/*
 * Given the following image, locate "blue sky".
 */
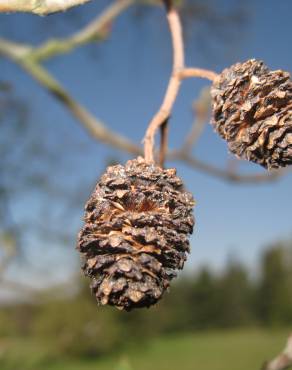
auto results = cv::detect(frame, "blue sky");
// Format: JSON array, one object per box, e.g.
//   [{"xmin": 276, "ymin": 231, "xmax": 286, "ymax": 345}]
[{"xmin": 0, "ymin": 0, "xmax": 291, "ymax": 288}]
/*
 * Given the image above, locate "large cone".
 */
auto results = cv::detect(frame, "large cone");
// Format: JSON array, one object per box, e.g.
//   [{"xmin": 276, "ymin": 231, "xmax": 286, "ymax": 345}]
[
  {"xmin": 211, "ymin": 59, "xmax": 292, "ymax": 169},
  {"xmin": 77, "ymin": 157, "xmax": 195, "ymax": 310}
]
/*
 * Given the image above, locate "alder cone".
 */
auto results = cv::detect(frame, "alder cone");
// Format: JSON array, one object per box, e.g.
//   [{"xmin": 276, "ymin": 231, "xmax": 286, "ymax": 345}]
[
  {"xmin": 77, "ymin": 157, "xmax": 195, "ymax": 310},
  {"xmin": 211, "ymin": 59, "xmax": 292, "ymax": 169}
]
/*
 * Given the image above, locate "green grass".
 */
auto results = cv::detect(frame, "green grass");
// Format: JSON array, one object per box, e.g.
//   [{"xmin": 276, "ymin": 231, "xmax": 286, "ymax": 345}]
[{"xmin": 0, "ymin": 328, "xmax": 289, "ymax": 370}]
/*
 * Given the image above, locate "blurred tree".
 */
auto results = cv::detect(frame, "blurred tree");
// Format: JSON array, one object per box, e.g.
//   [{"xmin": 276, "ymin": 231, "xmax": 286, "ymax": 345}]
[
  {"xmin": 257, "ymin": 244, "xmax": 292, "ymax": 326},
  {"xmin": 216, "ymin": 260, "xmax": 255, "ymax": 327},
  {"xmin": 32, "ymin": 296, "xmax": 124, "ymax": 357},
  {"xmin": 189, "ymin": 267, "xmax": 220, "ymax": 329}
]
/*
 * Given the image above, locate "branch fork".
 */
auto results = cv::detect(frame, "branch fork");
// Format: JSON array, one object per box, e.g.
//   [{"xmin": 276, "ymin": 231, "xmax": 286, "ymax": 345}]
[{"xmin": 143, "ymin": 0, "xmax": 218, "ymax": 166}]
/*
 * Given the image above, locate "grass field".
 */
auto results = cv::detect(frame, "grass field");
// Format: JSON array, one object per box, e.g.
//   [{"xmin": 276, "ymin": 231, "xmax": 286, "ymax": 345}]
[{"xmin": 0, "ymin": 328, "xmax": 289, "ymax": 370}]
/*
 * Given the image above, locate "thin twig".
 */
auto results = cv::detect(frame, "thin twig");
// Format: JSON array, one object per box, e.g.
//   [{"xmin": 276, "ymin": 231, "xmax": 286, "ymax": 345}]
[
  {"xmin": 22, "ymin": 60, "xmax": 142, "ymax": 155},
  {"xmin": 0, "ymin": 0, "xmax": 92, "ymax": 15},
  {"xmin": 159, "ymin": 121, "xmax": 169, "ymax": 167},
  {"xmin": 182, "ymin": 87, "xmax": 211, "ymax": 153},
  {"xmin": 180, "ymin": 67, "xmax": 218, "ymax": 81},
  {"xmin": 143, "ymin": 1, "xmax": 218, "ymax": 163},
  {"xmin": 30, "ymin": 0, "xmax": 134, "ymax": 62},
  {"xmin": 172, "ymin": 150, "xmax": 286, "ymax": 183},
  {"xmin": 144, "ymin": 0, "xmax": 184, "ymax": 163},
  {"xmin": 0, "ymin": 39, "xmax": 141, "ymax": 156}
]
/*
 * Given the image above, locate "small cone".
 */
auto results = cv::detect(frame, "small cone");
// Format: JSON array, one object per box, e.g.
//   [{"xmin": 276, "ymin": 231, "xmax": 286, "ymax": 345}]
[
  {"xmin": 77, "ymin": 157, "xmax": 195, "ymax": 310},
  {"xmin": 211, "ymin": 59, "xmax": 292, "ymax": 169}
]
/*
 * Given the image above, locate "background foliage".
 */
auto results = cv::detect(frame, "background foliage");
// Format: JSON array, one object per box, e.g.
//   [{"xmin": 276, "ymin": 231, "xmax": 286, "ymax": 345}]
[{"xmin": 0, "ymin": 240, "xmax": 291, "ymax": 369}]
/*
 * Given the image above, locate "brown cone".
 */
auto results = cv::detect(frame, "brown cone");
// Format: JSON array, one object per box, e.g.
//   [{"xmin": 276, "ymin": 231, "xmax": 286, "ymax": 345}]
[
  {"xmin": 77, "ymin": 157, "xmax": 195, "ymax": 311},
  {"xmin": 211, "ymin": 59, "xmax": 292, "ymax": 169}
]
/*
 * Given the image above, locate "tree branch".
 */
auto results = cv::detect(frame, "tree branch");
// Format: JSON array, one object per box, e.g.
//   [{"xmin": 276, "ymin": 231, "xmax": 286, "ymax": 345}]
[
  {"xmin": 22, "ymin": 61, "xmax": 141, "ymax": 155},
  {"xmin": 0, "ymin": 38, "xmax": 141, "ymax": 156},
  {"xmin": 171, "ymin": 151, "xmax": 286, "ymax": 183},
  {"xmin": 262, "ymin": 335, "xmax": 292, "ymax": 370},
  {"xmin": 0, "ymin": 0, "xmax": 93, "ymax": 15},
  {"xmin": 144, "ymin": 0, "xmax": 184, "ymax": 163},
  {"xmin": 29, "ymin": 0, "xmax": 134, "ymax": 62},
  {"xmin": 159, "ymin": 120, "xmax": 168, "ymax": 167},
  {"xmin": 180, "ymin": 67, "xmax": 218, "ymax": 81},
  {"xmin": 143, "ymin": 0, "xmax": 218, "ymax": 164},
  {"xmin": 182, "ymin": 87, "xmax": 211, "ymax": 154}
]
